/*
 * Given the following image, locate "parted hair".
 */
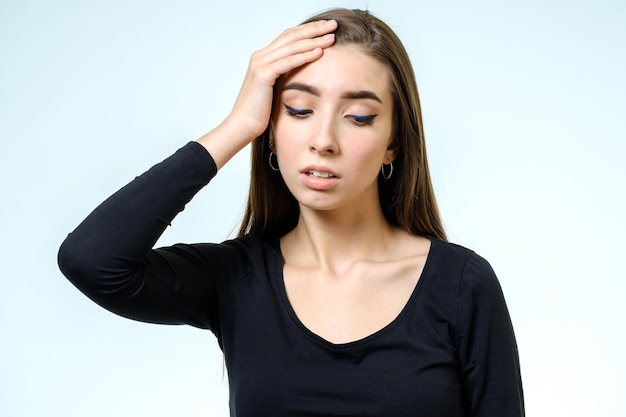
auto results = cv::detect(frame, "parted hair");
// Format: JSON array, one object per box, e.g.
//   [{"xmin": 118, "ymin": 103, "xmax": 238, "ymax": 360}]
[{"xmin": 238, "ymin": 8, "xmax": 447, "ymax": 241}]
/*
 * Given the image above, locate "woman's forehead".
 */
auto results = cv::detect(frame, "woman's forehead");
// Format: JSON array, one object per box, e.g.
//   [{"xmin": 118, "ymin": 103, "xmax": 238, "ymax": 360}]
[{"xmin": 278, "ymin": 46, "xmax": 391, "ymax": 101}]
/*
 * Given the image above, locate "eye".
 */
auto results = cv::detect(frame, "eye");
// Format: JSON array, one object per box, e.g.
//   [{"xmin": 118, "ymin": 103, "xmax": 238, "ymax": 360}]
[
  {"xmin": 347, "ymin": 114, "xmax": 378, "ymax": 126},
  {"xmin": 284, "ymin": 104, "xmax": 312, "ymax": 118}
]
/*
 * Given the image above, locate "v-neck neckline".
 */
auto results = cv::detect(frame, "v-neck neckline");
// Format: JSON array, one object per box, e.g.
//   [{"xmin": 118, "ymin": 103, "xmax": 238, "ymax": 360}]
[{"xmin": 270, "ymin": 237, "xmax": 437, "ymax": 350}]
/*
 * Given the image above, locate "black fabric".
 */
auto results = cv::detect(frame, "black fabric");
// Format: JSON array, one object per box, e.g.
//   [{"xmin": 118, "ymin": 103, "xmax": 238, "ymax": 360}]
[{"xmin": 58, "ymin": 141, "xmax": 524, "ymax": 417}]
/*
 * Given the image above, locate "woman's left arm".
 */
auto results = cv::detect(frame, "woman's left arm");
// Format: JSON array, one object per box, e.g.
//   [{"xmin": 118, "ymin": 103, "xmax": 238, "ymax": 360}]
[{"xmin": 456, "ymin": 253, "xmax": 525, "ymax": 417}]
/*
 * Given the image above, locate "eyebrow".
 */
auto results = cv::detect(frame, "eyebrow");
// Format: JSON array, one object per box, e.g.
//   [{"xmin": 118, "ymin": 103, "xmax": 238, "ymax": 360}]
[{"xmin": 282, "ymin": 82, "xmax": 383, "ymax": 103}]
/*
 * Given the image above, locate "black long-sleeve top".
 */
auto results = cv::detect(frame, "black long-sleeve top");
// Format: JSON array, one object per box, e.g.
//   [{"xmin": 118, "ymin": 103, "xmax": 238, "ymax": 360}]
[{"xmin": 58, "ymin": 141, "xmax": 524, "ymax": 416}]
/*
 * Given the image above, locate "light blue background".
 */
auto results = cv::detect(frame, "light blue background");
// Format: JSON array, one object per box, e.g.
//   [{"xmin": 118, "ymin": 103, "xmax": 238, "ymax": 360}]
[{"xmin": 1, "ymin": 0, "xmax": 624, "ymax": 416}]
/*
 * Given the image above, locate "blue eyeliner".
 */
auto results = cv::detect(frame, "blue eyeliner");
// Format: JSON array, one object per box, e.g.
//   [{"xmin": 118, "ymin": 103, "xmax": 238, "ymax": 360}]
[
  {"xmin": 284, "ymin": 104, "xmax": 311, "ymax": 117},
  {"xmin": 351, "ymin": 114, "xmax": 377, "ymax": 125},
  {"xmin": 284, "ymin": 103, "xmax": 377, "ymax": 125}
]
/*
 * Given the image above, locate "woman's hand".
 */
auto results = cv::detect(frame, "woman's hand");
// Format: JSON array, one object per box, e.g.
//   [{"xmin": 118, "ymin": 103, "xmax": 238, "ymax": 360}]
[
  {"xmin": 230, "ymin": 19, "xmax": 337, "ymax": 138},
  {"xmin": 197, "ymin": 19, "xmax": 337, "ymax": 168}
]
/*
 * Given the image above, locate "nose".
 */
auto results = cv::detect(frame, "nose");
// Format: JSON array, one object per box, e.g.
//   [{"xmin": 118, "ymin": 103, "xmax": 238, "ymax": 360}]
[{"xmin": 309, "ymin": 117, "xmax": 339, "ymax": 155}]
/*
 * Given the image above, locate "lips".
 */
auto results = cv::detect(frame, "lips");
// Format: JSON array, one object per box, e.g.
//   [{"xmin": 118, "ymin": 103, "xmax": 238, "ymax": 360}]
[
  {"xmin": 306, "ymin": 170, "xmax": 336, "ymax": 179},
  {"xmin": 300, "ymin": 166, "xmax": 340, "ymax": 190},
  {"xmin": 301, "ymin": 166, "xmax": 339, "ymax": 178}
]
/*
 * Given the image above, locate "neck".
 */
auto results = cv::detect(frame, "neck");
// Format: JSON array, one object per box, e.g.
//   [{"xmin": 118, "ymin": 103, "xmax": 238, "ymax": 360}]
[{"xmin": 282, "ymin": 202, "xmax": 399, "ymax": 273}]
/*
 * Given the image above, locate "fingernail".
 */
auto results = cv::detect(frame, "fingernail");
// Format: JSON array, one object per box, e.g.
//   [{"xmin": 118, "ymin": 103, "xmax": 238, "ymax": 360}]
[
  {"xmin": 325, "ymin": 19, "xmax": 336, "ymax": 26},
  {"xmin": 322, "ymin": 33, "xmax": 334, "ymax": 39}
]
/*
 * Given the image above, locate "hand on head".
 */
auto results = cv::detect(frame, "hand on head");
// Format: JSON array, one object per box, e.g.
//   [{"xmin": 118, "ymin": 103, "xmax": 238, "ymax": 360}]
[
  {"xmin": 197, "ymin": 20, "xmax": 337, "ymax": 168},
  {"xmin": 230, "ymin": 19, "xmax": 338, "ymax": 141}
]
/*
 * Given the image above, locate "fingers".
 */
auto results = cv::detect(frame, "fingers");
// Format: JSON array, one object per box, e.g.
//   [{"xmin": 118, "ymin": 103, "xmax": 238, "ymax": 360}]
[
  {"xmin": 269, "ymin": 19, "xmax": 337, "ymax": 52},
  {"xmin": 222, "ymin": 20, "xmax": 338, "ymax": 142},
  {"xmin": 261, "ymin": 34, "xmax": 335, "ymax": 79},
  {"xmin": 254, "ymin": 20, "xmax": 337, "ymax": 67}
]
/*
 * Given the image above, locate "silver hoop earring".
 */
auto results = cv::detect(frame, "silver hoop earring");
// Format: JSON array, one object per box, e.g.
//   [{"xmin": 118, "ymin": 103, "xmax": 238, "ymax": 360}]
[
  {"xmin": 269, "ymin": 151, "xmax": 280, "ymax": 172},
  {"xmin": 381, "ymin": 162, "xmax": 393, "ymax": 180}
]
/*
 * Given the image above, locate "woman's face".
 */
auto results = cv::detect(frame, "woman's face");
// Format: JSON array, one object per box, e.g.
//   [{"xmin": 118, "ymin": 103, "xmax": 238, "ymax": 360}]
[{"xmin": 272, "ymin": 45, "xmax": 395, "ymax": 213}]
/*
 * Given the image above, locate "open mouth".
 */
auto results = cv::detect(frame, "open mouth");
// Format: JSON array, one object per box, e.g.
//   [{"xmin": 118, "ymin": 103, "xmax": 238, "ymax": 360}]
[{"xmin": 306, "ymin": 170, "xmax": 336, "ymax": 179}]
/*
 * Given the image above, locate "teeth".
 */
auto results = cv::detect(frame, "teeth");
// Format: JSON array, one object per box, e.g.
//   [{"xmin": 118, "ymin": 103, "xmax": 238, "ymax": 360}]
[{"xmin": 308, "ymin": 170, "xmax": 335, "ymax": 178}]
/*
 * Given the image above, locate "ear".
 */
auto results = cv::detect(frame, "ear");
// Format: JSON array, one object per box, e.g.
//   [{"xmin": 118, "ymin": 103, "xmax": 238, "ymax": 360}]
[
  {"xmin": 268, "ymin": 121, "xmax": 276, "ymax": 151},
  {"xmin": 384, "ymin": 137, "xmax": 398, "ymax": 164}
]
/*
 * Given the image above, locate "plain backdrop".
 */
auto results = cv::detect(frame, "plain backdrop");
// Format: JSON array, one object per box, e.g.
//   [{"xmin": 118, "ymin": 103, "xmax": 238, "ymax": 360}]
[{"xmin": 1, "ymin": 0, "xmax": 624, "ymax": 416}]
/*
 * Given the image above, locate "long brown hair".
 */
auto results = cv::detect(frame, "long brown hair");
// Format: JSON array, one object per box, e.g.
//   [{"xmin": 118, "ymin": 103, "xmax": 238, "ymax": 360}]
[{"xmin": 238, "ymin": 8, "xmax": 447, "ymax": 241}]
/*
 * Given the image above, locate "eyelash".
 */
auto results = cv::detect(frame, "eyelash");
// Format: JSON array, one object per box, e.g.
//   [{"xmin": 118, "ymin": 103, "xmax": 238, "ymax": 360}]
[
  {"xmin": 284, "ymin": 105, "xmax": 312, "ymax": 118},
  {"xmin": 350, "ymin": 115, "xmax": 377, "ymax": 126},
  {"xmin": 283, "ymin": 104, "xmax": 378, "ymax": 126}
]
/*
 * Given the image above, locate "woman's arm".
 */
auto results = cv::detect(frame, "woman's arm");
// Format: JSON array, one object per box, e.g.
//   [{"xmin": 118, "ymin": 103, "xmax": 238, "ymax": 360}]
[
  {"xmin": 57, "ymin": 19, "xmax": 338, "ymax": 329},
  {"xmin": 57, "ymin": 142, "xmax": 224, "ymax": 329},
  {"xmin": 456, "ymin": 253, "xmax": 525, "ymax": 416},
  {"xmin": 196, "ymin": 19, "xmax": 337, "ymax": 168}
]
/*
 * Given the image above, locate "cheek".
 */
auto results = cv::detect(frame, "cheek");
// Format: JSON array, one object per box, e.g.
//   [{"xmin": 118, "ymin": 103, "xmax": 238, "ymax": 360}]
[
  {"xmin": 272, "ymin": 120, "xmax": 301, "ymax": 173},
  {"xmin": 356, "ymin": 128, "xmax": 394, "ymax": 162},
  {"xmin": 272, "ymin": 122, "xmax": 295, "ymax": 155},
  {"xmin": 272, "ymin": 112, "xmax": 294, "ymax": 145}
]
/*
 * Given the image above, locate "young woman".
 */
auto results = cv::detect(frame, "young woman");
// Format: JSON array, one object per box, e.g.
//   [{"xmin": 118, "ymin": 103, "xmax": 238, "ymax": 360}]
[{"xmin": 58, "ymin": 8, "xmax": 524, "ymax": 416}]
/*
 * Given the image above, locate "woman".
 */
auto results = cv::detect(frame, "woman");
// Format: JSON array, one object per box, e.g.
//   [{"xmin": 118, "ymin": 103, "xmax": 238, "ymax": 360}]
[{"xmin": 58, "ymin": 8, "xmax": 524, "ymax": 416}]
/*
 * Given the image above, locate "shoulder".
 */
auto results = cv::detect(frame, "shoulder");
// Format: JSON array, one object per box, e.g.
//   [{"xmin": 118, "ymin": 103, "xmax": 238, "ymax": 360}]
[
  {"xmin": 427, "ymin": 239, "xmax": 500, "ymax": 295},
  {"xmin": 219, "ymin": 234, "xmax": 280, "ymax": 258},
  {"xmin": 187, "ymin": 234, "xmax": 274, "ymax": 265},
  {"xmin": 207, "ymin": 234, "xmax": 281, "ymax": 275},
  {"xmin": 428, "ymin": 240, "xmax": 512, "ymax": 332},
  {"xmin": 165, "ymin": 235, "xmax": 272, "ymax": 276},
  {"xmin": 427, "ymin": 238, "xmax": 482, "ymax": 276}
]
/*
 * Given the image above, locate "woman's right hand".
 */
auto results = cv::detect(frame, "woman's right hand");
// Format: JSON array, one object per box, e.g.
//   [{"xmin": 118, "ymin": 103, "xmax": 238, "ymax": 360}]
[{"xmin": 197, "ymin": 19, "xmax": 337, "ymax": 169}]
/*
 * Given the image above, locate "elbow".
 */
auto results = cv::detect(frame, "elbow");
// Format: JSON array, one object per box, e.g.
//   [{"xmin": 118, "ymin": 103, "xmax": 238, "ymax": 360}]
[
  {"xmin": 58, "ymin": 232, "xmax": 145, "ymax": 302},
  {"xmin": 57, "ymin": 233, "xmax": 99, "ymax": 292},
  {"xmin": 58, "ymin": 231, "xmax": 151, "ymax": 322},
  {"xmin": 58, "ymin": 233, "xmax": 78, "ymax": 278}
]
